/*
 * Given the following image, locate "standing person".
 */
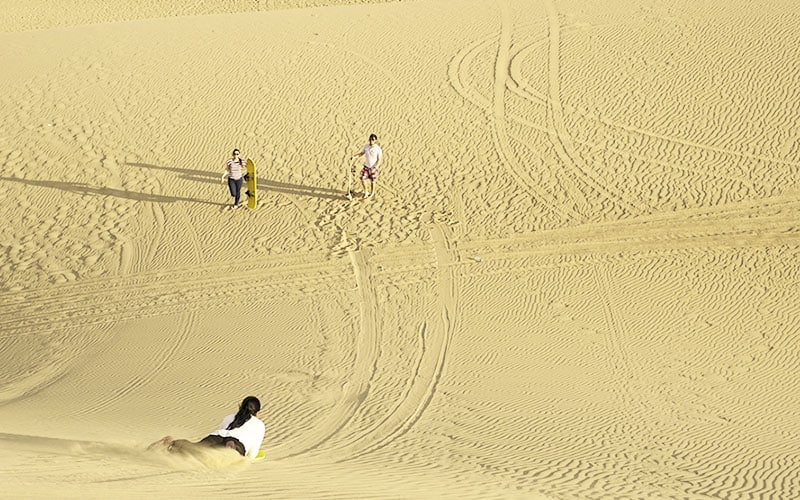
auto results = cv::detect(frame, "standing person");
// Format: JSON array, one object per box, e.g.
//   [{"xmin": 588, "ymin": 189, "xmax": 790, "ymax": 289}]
[
  {"xmin": 224, "ymin": 148, "xmax": 245, "ymax": 209},
  {"xmin": 152, "ymin": 396, "xmax": 265, "ymax": 459},
  {"xmin": 351, "ymin": 134, "xmax": 382, "ymax": 198}
]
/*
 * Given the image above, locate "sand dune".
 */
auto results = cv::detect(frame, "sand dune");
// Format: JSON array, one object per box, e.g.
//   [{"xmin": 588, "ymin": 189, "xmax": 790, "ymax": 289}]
[
  {"xmin": 2, "ymin": 0, "xmax": 800, "ymax": 498},
  {"xmin": 0, "ymin": 0, "xmax": 400, "ymax": 32}
]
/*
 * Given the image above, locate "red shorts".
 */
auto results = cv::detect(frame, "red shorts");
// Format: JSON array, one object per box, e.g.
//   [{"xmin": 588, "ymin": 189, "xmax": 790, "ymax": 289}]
[{"xmin": 360, "ymin": 166, "xmax": 378, "ymax": 181}]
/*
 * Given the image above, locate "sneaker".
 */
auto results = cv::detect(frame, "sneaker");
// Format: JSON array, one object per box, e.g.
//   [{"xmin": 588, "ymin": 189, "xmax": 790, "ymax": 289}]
[{"xmin": 232, "ymin": 204, "xmax": 239, "ymax": 209}]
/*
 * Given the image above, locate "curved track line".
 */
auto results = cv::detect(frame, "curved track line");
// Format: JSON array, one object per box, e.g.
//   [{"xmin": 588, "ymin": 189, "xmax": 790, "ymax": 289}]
[
  {"xmin": 456, "ymin": 30, "xmax": 767, "ymax": 191},
  {"xmin": 4, "ymin": 194, "xmax": 798, "ymax": 341},
  {"xmin": 459, "ymin": 192, "xmax": 800, "ymax": 257},
  {"xmin": 141, "ymin": 201, "xmax": 166, "ymax": 274},
  {"xmin": 600, "ymin": 122, "xmax": 800, "ymax": 170},
  {"xmin": 448, "ymin": 12, "xmax": 626, "ymax": 219},
  {"xmin": 450, "ymin": 18, "xmax": 791, "ymax": 210},
  {"xmin": 505, "ymin": 41, "xmax": 758, "ymax": 192},
  {"xmin": 266, "ymin": 247, "xmax": 380, "ymax": 460},
  {"xmin": 330, "ymin": 224, "xmax": 459, "ymax": 461},
  {"xmin": 0, "ymin": 256, "xmax": 349, "ymax": 339},
  {"xmin": 507, "ymin": 37, "xmax": 549, "ymax": 105},
  {"xmin": 447, "ymin": 15, "xmax": 576, "ymax": 221},
  {"xmin": 592, "ymin": 265, "xmax": 635, "ymax": 406},
  {"xmin": 332, "ymin": 321, "xmax": 429, "ymax": 460},
  {"xmin": 448, "ymin": 20, "xmax": 549, "ymax": 113},
  {"xmin": 0, "ymin": 327, "xmax": 107, "ymax": 407},
  {"xmin": 448, "ymin": 32, "xmax": 496, "ymax": 110},
  {"xmin": 502, "ymin": 19, "xmax": 800, "ymax": 172},
  {"xmin": 542, "ymin": 0, "xmax": 648, "ymax": 216},
  {"xmin": 71, "ymin": 310, "xmax": 197, "ymax": 416},
  {"xmin": 493, "ymin": 0, "xmax": 579, "ymax": 223}
]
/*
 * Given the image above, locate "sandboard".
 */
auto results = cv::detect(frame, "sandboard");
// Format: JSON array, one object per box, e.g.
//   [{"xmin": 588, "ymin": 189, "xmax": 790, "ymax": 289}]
[{"xmin": 246, "ymin": 158, "xmax": 257, "ymax": 209}]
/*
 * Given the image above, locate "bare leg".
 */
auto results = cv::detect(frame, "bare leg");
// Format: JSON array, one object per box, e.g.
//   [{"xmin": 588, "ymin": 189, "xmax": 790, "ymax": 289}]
[
  {"xmin": 165, "ymin": 438, "xmax": 200, "ymax": 454},
  {"xmin": 147, "ymin": 435, "xmax": 175, "ymax": 450},
  {"xmin": 361, "ymin": 179, "xmax": 368, "ymax": 197}
]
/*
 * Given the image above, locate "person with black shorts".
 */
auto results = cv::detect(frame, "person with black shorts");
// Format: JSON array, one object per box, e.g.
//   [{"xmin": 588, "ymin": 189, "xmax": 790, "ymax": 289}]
[{"xmin": 152, "ymin": 396, "xmax": 265, "ymax": 459}]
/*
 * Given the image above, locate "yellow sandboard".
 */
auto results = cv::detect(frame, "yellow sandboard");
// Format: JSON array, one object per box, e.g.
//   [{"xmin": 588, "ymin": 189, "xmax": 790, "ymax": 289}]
[{"xmin": 246, "ymin": 158, "xmax": 257, "ymax": 210}]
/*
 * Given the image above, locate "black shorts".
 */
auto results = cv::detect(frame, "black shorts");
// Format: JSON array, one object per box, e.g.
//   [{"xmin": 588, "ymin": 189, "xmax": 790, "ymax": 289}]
[{"xmin": 199, "ymin": 434, "xmax": 246, "ymax": 456}]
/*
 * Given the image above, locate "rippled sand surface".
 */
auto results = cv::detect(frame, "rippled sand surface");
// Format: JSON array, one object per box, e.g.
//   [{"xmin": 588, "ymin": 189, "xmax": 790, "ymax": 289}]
[{"xmin": 2, "ymin": 1, "xmax": 799, "ymax": 498}]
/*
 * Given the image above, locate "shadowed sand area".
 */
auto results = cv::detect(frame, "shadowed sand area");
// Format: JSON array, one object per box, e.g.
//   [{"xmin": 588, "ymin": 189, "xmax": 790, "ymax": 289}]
[{"xmin": 1, "ymin": 0, "xmax": 800, "ymax": 498}]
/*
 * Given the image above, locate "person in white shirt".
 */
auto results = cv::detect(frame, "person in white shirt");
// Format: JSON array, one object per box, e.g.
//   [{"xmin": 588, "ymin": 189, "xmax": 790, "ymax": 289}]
[
  {"xmin": 152, "ymin": 396, "xmax": 265, "ymax": 459},
  {"xmin": 351, "ymin": 133, "xmax": 382, "ymax": 198}
]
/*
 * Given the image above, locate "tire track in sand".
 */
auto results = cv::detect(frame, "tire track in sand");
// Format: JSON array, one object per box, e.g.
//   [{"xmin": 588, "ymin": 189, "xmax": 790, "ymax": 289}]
[
  {"xmin": 541, "ymin": 0, "xmax": 649, "ymax": 217},
  {"xmin": 451, "ymin": 6, "xmax": 794, "ymax": 216},
  {"xmin": 592, "ymin": 264, "xmax": 637, "ymax": 411},
  {"xmin": 452, "ymin": 27, "xmax": 761, "ymax": 195},
  {"xmin": 265, "ymin": 247, "xmax": 380, "ymax": 460},
  {"xmin": 458, "ymin": 191, "xmax": 800, "ymax": 261},
  {"xmin": 0, "ymin": 254, "xmax": 348, "ymax": 340},
  {"xmin": 491, "ymin": 0, "xmax": 579, "ymax": 223},
  {"xmin": 4, "ymin": 192, "xmax": 798, "ymax": 341},
  {"xmin": 324, "ymin": 223, "xmax": 459, "ymax": 461},
  {"xmin": 450, "ymin": 2, "xmax": 638, "ymax": 221}
]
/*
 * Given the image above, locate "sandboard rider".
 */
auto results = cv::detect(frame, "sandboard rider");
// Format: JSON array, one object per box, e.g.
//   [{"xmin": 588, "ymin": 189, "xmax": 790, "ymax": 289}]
[
  {"xmin": 152, "ymin": 396, "xmax": 265, "ymax": 459},
  {"xmin": 223, "ymin": 148, "xmax": 245, "ymax": 209},
  {"xmin": 350, "ymin": 134, "xmax": 382, "ymax": 198}
]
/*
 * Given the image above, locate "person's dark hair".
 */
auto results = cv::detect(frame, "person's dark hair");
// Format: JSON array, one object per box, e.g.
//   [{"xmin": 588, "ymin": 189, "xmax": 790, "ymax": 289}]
[
  {"xmin": 232, "ymin": 149, "xmax": 240, "ymax": 155},
  {"xmin": 369, "ymin": 134, "xmax": 377, "ymax": 141},
  {"xmin": 227, "ymin": 396, "xmax": 261, "ymax": 430}
]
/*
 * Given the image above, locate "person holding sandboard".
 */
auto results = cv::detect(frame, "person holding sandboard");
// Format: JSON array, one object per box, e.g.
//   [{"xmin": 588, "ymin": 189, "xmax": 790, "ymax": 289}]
[
  {"xmin": 223, "ymin": 148, "xmax": 245, "ymax": 209},
  {"xmin": 222, "ymin": 148, "xmax": 257, "ymax": 210}
]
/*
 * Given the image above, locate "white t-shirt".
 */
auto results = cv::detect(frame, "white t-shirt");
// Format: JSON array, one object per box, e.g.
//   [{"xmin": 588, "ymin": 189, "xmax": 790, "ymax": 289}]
[
  {"xmin": 211, "ymin": 414, "xmax": 265, "ymax": 459},
  {"xmin": 362, "ymin": 144, "xmax": 382, "ymax": 169}
]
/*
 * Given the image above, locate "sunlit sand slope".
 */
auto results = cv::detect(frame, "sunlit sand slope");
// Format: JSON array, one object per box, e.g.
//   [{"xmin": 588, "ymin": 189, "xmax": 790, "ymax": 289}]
[
  {"xmin": 0, "ymin": 0, "xmax": 400, "ymax": 32},
  {"xmin": 1, "ymin": 0, "xmax": 799, "ymax": 498}
]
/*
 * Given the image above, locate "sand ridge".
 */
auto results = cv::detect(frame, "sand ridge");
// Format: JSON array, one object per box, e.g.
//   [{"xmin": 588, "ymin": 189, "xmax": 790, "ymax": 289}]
[{"xmin": 1, "ymin": 0, "xmax": 800, "ymax": 498}]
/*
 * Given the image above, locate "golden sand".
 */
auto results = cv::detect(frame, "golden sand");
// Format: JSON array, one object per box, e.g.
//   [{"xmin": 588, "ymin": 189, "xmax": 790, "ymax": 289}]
[{"xmin": 1, "ymin": 0, "xmax": 799, "ymax": 498}]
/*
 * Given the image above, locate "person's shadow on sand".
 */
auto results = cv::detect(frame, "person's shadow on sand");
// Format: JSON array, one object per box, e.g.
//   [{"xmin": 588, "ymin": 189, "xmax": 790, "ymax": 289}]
[
  {"xmin": 2, "ymin": 162, "xmax": 351, "ymax": 207},
  {"xmin": 128, "ymin": 162, "xmax": 346, "ymax": 201},
  {"xmin": 259, "ymin": 179, "xmax": 344, "ymax": 201},
  {"xmin": 126, "ymin": 162, "xmax": 218, "ymax": 185},
  {"xmin": 0, "ymin": 176, "xmax": 218, "ymax": 206}
]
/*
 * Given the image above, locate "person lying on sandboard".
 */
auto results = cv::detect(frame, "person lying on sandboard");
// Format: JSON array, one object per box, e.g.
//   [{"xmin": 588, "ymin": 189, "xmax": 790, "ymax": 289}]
[{"xmin": 150, "ymin": 396, "xmax": 264, "ymax": 459}]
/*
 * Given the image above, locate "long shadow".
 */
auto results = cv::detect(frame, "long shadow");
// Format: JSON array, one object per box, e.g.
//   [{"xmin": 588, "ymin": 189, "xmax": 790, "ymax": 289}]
[
  {"xmin": 125, "ymin": 162, "xmax": 218, "ymax": 184},
  {"xmin": 128, "ymin": 162, "xmax": 346, "ymax": 201},
  {"xmin": 0, "ymin": 177, "xmax": 219, "ymax": 206},
  {"xmin": 260, "ymin": 179, "xmax": 346, "ymax": 201}
]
